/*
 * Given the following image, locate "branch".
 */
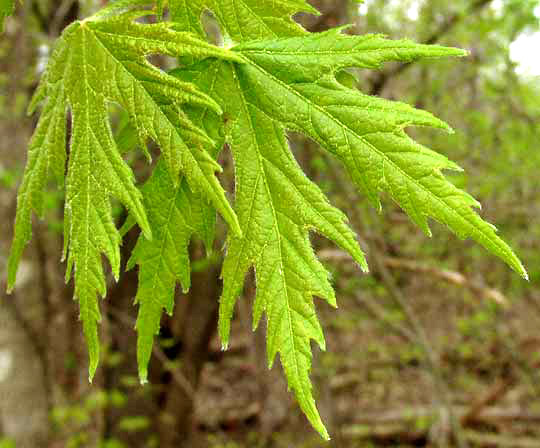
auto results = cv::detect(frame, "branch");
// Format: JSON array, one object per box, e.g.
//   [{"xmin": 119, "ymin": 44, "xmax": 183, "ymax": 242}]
[
  {"xmin": 461, "ymin": 377, "xmax": 514, "ymax": 426},
  {"xmin": 347, "ymin": 406, "xmax": 540, "ymax": 426},
  {"xmin": 343, "ymin": 424, "xmax": 540, "ymax": 448},
  {"xmin": 107, "ymin": 307, "xmax": 196, "ymax": 400},
  {"xmin": 367, "ymin": 246, "xmax": 468, "ymax": 447},
  {"xmin": 369, "ymin": 0, "xmax": 494, "ymax": 95},
  {"xmin": 383, "ymin": 256, "xmax": 508, "ymax": 306},
  {"xmin": 464, "ymin": 431, "xmax": 540, "ymax": 448},
  {"xmin": 318, "ymin": 249, "xmax": 507, "ymax": 306}
]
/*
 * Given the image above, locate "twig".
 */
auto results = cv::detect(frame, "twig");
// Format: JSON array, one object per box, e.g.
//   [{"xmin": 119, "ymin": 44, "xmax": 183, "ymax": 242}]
[
  {"xmin": 344, "ymin": 405, "xmax": 540, "ymax": 426},
  {"xmin": 107, "ymin": 307, "xmax": 196, "ymax": 400},
  {"xmin": 342, "ymin": 425, "xmax": 540, "ymax": 448},
  {"xmin": 463, "ymin": 431, "xmax": 540, "ymax": 448},
  {"xmin": 461, "ymin": 377, "xmax": 514, "ymax": 426},
  {"xmin": 50, "ymin": 0, "xmax": 77, "ymax": 36},
  {"xmin": 369, "ymin": 247, "xmax": 467, "ymax": 447},
  {"xmin": 319, "ymin": 249, "xmax": 508, "ymax": 306}
]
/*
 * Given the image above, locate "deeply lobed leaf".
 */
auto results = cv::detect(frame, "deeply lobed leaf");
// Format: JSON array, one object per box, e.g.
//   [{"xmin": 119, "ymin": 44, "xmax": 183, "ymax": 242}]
[
  {"xmin": 7, "ymin": 0, "xmax": 527, "ymax": 440},
  {"xmin": 176, "ymin": 58, "xmax": 367, "ymax": 438},
  {"xmin": 151, "ymin": 1, "xmax": 527, "ymax": 439},
  {"xmin": 231, "ymin": 30, "xmax": 527, "ymax": 278},
  {"xmin": 127, "ymin": 162, "xmax": 216, "ymax": 383},
  {"xmin": 167, "ymin": 0, "xmax": 317, "ymax": 41},
  {"xmin": 8, "ymin": 10, "xmax": 240, "ymax": 378},
  {"xmin": 127, "ymin": 94, "xmax": 223, "ymax": 384},
  {"xmin": 173, "ymin": 29, "xmax": 527, "ymax": 437}
]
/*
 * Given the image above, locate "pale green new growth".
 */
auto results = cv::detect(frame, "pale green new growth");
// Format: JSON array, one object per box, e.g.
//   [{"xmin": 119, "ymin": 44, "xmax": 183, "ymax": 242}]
[
  {"xmin": 127, "ymin": 97, "xmax": 222, "ymax": 384},
  {"xmin": 8, "ymin": 9, "xmax": 239, "ymax": 379},
  {"xmin": 232, "ymin": 30, "xmax": 527, "ymax": 278},
  {"xmin": 127, "ymin": 162, "xmax": 216, "ymax": 383},
  {"xmin": 167, "ymin": 0, "xmax": 317, "ymax": 40},
  {"xmin": 7, "ymin": 0, "xmax": 528, "ymax": 440},
  {"xmin": 175, "ymin": 26, "xmax": 526, "ymax": 438},
  {"xmin": 176, "ymin": 58, "xmax": 367, "ymax": 439}
]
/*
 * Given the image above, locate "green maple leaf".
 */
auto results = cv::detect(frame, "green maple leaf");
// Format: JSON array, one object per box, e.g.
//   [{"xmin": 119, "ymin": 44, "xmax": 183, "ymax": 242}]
[
  {"xmin": 7, "ymin": 9, "xmax": 240, "ymax": 379},
  {"xmin": 184, "ymin": 61, "xmax": 367, "ymax": 440},
  {"xmin": 6, "ymin": 0, "xmax": 527, "ymax": 441},
  {"xmin": 230, "ymin": 29, "xmax": 527, "ymax": 278},
  {"xmin": 173, "ymin": 29, "xmax": 527, "ymax": 438},
  {"xmin": 126, "ymin": 100, "xmax": 223, "ymax": 384},
  {"xmin": 127, "ymin": 162, "xmax": 216, "ymax": 383},
  {"xmin": 0, "ymin": 0, "xmax": 14, "ymax": 31},
  {"xmin": 166, "ymin": 0, "xmax": 317, "ymax": 40}
]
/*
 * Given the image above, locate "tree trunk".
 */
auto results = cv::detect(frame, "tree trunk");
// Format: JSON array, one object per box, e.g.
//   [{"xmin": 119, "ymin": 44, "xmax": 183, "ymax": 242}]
[{"xmin": 156, "ymin": 261, "xmax": 221, "ymax": 447}]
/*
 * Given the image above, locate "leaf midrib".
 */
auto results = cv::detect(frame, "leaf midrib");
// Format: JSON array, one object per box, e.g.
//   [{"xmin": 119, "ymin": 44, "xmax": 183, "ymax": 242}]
[
  {"xmin": 232, "ymin": 63, "xmax": 306, "ymax": 406},
  {"xmin": 240, "ymin": 57, "xmax": 519, "ymax": 271}
]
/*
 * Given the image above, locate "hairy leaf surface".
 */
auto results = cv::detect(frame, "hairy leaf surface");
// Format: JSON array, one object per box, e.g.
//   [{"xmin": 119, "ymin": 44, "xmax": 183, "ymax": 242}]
[
  {"xmin": 167, "ymin": 0, "xmax": 317, "ymax": 41},
  {"xmin": 173, "ymin": 30, "xmax": 527, "ymax": 437},
  {"xmin": 7, "ymin": 10, "xmax": 239, "ymax": 378},
  {"xmin": 128, "ymin": 99, "xmax": 223, "ymax": 384}
]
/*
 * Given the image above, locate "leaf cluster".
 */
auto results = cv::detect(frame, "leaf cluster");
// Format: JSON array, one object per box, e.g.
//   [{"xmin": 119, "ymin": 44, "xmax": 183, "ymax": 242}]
[{"xmin": 7, "ymin": 0, "xmax": 527, "ymax": 438}]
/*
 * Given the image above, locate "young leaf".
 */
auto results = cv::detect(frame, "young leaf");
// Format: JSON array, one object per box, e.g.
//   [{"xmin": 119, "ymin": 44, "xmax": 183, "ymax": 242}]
[
  {"xmin": 176, "ymin": 57, "xmax": 368, "ymax": 439},
  {"xmin": 7, "ymin": 0, "xmax": 527, "ymax": 441},
  {"xmin": 127, "ymin": 162, "xmax": 216, "ymax": 383},
  {"xmin": 174, "ymin": 30, "xmax": 526, "ymax": 437},
  {"xmin": 231, "ymin": 30, "xmax": 527, "ymax": 278},
  {"xmin": 7, "ymin": 10, "xmax": 240, "ymax": 379},
  {"xmin": 128, "ymin": 101, "xmax": 223, "ymax": 384},
  {"xmin": 167, "ymin": 0, "xmax": 318, "ymax": 41}
]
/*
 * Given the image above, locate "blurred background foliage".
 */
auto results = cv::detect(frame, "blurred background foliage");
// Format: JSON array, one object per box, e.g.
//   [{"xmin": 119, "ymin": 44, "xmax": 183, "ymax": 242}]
[{"xmin": 0, "ymin": 0, "xmax": 540, "ymax": 447}]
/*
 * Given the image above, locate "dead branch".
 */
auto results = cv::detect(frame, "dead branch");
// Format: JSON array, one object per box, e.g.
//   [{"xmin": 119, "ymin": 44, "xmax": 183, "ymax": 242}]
[
  {"xmin": 461, "ymin": 377, "xmax": 515, "ymax": 426},
  {"xmin": 347, "ymin": 406, "xmax": 540, "ymax": 426},
  {"xmin": 369, "ymin": 0, "xmax": 494, "ymax": 95},
  {"xmin": 318, "ymin": 249, "xmax": 508, "ymax": 306},
  {"xmin": 463, "ymin": 431, "xmax": 540, "ymax": 448},
  {"xmin": 107, "ymin": 307, "xmax": 196, "ymax": 400},
  {"xmin": 343, "ymin": 424, "xmax": 540, "ymax": 447}
]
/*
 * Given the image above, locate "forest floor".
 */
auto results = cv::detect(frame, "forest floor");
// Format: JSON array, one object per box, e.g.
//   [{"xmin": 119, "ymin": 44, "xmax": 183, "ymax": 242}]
[{"xmin": 191, "ymin": 262, "xmax": 540, "ymax": 447}]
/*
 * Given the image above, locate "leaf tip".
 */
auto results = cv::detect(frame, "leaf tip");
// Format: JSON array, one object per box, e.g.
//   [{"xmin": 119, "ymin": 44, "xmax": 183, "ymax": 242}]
[
  {"xmin": 88, "ymin": 366, "xmax": 97, "ymax": 384},
  {"xmin": 139, "ymin": 371, "xmax": 149, "ymax": 385},
  {"xmin": 517, "ymin": 262, "xmax": 529, "ymax": 281},
  {"xmin": 316, "ymin": 422, "xmax": 330, "ymax": 441},
  {"xmin": 351, "ymin": 249, "xmax": 370, "ymax": 273}
]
